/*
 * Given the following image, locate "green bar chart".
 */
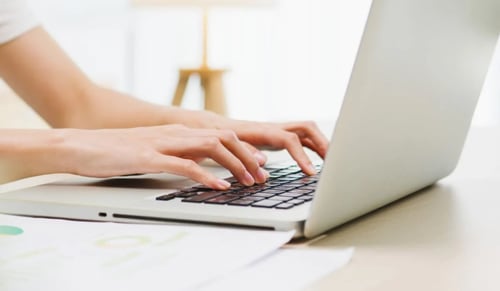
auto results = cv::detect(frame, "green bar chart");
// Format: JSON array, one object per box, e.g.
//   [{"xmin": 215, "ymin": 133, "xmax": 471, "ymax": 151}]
[{"xmin": 0, "ymin": 225, "xmax": 24, "ymax": 236}]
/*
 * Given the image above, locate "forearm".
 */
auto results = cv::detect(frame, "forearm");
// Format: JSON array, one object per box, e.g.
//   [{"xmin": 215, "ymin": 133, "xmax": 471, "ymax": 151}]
[
  {"xmin": 65, "ymin": 84, "xmax": 224, "ymax": 129},
  {"xmin": 0, "ymin": 129, "xmax": 68, "ymax": 183},
  {"xmin": 0, "ymin": 27, "xmax": 222, "ymax": 129}
]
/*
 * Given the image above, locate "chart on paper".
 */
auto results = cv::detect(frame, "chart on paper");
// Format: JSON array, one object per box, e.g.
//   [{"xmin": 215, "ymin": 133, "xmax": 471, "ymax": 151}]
[
  {"xmin": 0, "ymin": 225, "xmax": 24, "ymax": 236},
  {"xmin": 0, "ymin": 214, "xmax": 294, "ymax": 291}
]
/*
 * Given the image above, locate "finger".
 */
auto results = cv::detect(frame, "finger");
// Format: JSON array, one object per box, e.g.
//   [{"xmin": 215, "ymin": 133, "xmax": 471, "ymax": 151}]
[
  {"xmin": 196, "ymin": 129, "xmax": 268, "ymax": 184},
  {"xmin": 300, "ymin": 138, "xmax": 317, "ymax": 153},
  {"xmin": 243, "ymin": 142, "xmax": 268, "ymax": 166},
  {"xmin": 153, "ymin": 155, "xmax": 231, "ymax": 190},
  {"xmin": 229, "ymin": 126, "xmax": 316, "ymax": 175},
  {"xmin": 281, "ymin": 121, "xmax": 329, "ymax": 158},
  {"xmin": 158, "ymin": 136, "xmax": 257, "ymax": 186},
  {"xmin": 299, "ymin": 137, "xmax": 330, "ymax": 159},
  {"xmin": 200, "ymin": 137, "xmax": 257, "ymax": 186},
  {"xmin": 277, "ymin": 132, "xmax": 317, "ymax": 176}
]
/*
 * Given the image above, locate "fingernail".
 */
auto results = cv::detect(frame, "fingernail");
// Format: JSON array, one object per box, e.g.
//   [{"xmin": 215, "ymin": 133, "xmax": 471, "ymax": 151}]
[
  {"xmin": 254, "ymin": 152, "xmax": 267, "ymax": 165},
  {"xmin": 307, "ymin": 163, "xmax": 317, "ymax": 175},
  {"xmin": 243, "ymin": 171, "xmax": 255, "ymax": 186},
  {"xmin": 217, "ymin": 179, "xmax": 231, "ymax": 189},
  {"xmin": 256, "ymin": 168, "xmax": 269, "ymax": 183}
]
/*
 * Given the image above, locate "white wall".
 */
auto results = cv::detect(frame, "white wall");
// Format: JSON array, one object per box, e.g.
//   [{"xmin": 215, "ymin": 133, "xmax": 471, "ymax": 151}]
[
  {"xmin": 26, "ymin": 0, "xmax": 130, "ymax": 91},
  {"xmin": 21, "ymin": 0, "xmax": 500, "ymax": 124},
  {"xmin": 131, "ymin": 0, "xmax": 371, "ymax": 121}
]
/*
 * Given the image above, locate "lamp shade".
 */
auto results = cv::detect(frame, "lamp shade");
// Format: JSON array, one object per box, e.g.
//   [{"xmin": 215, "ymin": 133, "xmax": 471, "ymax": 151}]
[{"xmin": 131, "ymin": 0, "xmax": 275, "ymax": 7}]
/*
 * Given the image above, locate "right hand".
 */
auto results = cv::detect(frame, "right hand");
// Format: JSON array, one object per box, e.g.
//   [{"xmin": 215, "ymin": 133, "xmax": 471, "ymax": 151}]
[{"xmin": 48, "ymin": 125, "xmax": 269, "ymax": 189}]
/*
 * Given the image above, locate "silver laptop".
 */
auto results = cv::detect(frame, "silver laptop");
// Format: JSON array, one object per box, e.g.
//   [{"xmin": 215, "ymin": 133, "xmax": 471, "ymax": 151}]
[{"xmin": 1, "ymin": 0, "xmax": 499, "ymax": 238}]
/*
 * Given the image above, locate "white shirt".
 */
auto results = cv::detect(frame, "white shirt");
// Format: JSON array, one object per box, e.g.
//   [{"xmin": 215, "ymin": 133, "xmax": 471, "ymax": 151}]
[{"xmin": 0, "ymin": 0, "xmax": 38, "ymax": 45}]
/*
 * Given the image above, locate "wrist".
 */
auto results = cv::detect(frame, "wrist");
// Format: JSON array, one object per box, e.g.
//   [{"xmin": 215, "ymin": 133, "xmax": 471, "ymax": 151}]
[
  {"xmin": 160, "ymin": 107, "xmax": 226, "ymax": 129},
  {"xmin": 0, "ymin": 129, "xmax": 71, "ymax": 182}
]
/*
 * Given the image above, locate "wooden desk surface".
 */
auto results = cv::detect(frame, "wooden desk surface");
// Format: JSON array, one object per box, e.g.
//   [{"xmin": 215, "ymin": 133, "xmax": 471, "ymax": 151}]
[{"xmin": 304, "ymin": 127, "xmax": 500, "ymax": 291}]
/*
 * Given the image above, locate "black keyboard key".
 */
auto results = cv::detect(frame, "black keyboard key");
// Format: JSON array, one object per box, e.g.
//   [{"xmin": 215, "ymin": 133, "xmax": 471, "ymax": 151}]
[
  {"xmin": 249, "ymin": 185, "xmax": 272, "ymax": 192},
  {"xmin": 276, "ymin": 177, "xmax": 300, "ymax": 182},
  {"xmin": 287, "ymin": 174, "xmax": 306, "ymax": 179},
  {"xmin": 301, "ymin": 185, "xmax": 317, "ymax": 191},
  {"xmin": 269, "ymin": 173, "xmax": 285, "ymax": 179},
  {"xmin": 273, "ymin": 186, "xmax": 298, "ymax": 193},
  {"xmin": 205, "ymin": 194, "xmax": 240, "ymax": 204},
  {"xmin": 229, "ymin": 187, "xmax": 245, "ymax": 192},
  {"xmin": 264, "ymin": 165, "xmax": 289, "ymax": 171},
  {"xmin": 276, "ymin": 169, "xmax": 301, "ymax": 175},
  {"xmin": 228, "ymin": 197, "xmax": 263, "ymax": 206},
  {"xmin": 251, "ymin": 199, "xmax": 283, "ymax": 208},
  {"xmin": 278, "ymin": 192, "xmax": 304, "ymax": 198},
  {"xmin": 179, "ymin": 188, "xmax": 200, "ymax": 193},
  {"xmin": 268, "ymin": 180, "xmax": 286, "ymax": 186},
  {"xmin": 297, "ymin": 195, "xmax": 314, "ymax": 201},
  {"xmin": 232, "ymin": 189, "xmax": 256, "ymax": 196},
  {"xmin": 288, "ymin": 189, "xmax": 314, "ymax": 195},
  {"xmin": 174, "ymin": 191, "xmax": 199, "ymax": 198},
  {"xmin": 225, "ymin": 177, "xmax": 238, "ymax": 183},
  {"xmin": 286, "ymin": 182, "xmax": 307, "ymax": 187},
  {"xmin": 156, "ymin": 193, "xmax": 177, "ymax": 201},
  {"xmin": 276, "ymin": 203, "xmax": 294, "ymax": 209},
  {"xmin": 191, "ymin": 184, "xmax": 215, "ymax": 191},
  {"xmin": 268, "ymin": 196, "xmax": 292, "ymax": 202},
  {"xmin": 251, "ymin": 192, "xmax": 276, "ymax": 198},
  {"xmin": 287, "ymin": 199, "xmax": 305, "ymax": 205},
  {"xmin": 260, "ymin": 189, "xmax": 286, "ymax": 195},
  {"xmin": 297, "ymin": 177, "xmax": 316, "ymax": 184},
  {"xmin": 182, "ymin": 191, "xmax": 222, "ymax": 203},
  {"xmin": 229, "ymin": 182, "xmax": 245, "ymax": 189}
]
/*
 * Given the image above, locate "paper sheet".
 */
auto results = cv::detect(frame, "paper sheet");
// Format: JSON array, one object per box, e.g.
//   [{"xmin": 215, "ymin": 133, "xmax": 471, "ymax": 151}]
[
  {"xmin": 0, "ymin": 214, "xmax": 294, "ymax": 291},
  {"xmin": 201, "ymin": 247, "xmax": 354, "ymax": 291}
]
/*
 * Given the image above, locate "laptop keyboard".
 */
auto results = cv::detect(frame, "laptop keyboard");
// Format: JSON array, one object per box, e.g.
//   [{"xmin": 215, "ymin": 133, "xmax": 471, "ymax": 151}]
[{"xmin": 156, "ymin": 164, "xmax": 322, "ymax": 210}]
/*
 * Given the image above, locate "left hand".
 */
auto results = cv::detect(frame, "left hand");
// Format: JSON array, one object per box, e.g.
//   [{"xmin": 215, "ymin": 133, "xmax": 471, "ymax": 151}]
[
  {"xmin": 185, "ymin": 112, "xmax": 329, "ymax": 176},
  {"xmin": 226, "ymin": 120, "xmax": 329, "ymax": 175}
]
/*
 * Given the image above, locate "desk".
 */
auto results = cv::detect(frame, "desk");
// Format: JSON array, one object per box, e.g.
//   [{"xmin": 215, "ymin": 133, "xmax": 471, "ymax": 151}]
[
  {"xmin": 303, "ymin": 126, "xmax": 500, "ymax": 291},
  {"xmin": 1, "ymin": 127, "xmax": 499, "ymax": 290}
]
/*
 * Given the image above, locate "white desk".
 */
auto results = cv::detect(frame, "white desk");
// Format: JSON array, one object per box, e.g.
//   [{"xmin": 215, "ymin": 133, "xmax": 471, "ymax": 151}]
[
  {"xmin": 1, "ymin": 126, "xmax": 499, "ymax": 290},
  {"xmin": 303, "ymin": 126, "xmax": 500, "ymax": 291}
]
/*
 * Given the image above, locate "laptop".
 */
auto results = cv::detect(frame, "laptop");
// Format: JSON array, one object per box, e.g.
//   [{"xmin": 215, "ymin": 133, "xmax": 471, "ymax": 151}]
[{"xmin": 1, "ymin": 0, "xmax": 499, "ymax": 238}]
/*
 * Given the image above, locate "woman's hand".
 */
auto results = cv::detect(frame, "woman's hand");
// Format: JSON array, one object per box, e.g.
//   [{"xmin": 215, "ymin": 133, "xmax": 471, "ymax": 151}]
[
  {"xmin": 0, "ymin": 108, "xmax": 327, "ymax": 189},
  {"xmin": 169, "ymin": 110, "xmax": 330, "ymax": 175},
  {"xmin": 222, "ymin": 120, "xmax": 329, "ymax": 175},
  {"xmin": 64, "ymin": 125, "xmax": 274, "ymax": 189},
  {"xmin": 0, "ymin": 125, "xmax": 270, "ymax": 189}
]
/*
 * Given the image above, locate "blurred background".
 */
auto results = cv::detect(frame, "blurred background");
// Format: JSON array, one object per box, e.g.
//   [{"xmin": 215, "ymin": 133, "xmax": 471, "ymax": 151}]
[{"xmin": 0, "ymin": 0, "xmax": 499, "ymax": 128}]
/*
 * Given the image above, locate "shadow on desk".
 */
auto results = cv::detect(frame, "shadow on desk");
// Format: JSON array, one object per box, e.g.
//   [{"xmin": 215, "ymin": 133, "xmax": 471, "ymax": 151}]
[{"xmin": 313, "ymin": 183, "xmax": 460, "ymax": 248}]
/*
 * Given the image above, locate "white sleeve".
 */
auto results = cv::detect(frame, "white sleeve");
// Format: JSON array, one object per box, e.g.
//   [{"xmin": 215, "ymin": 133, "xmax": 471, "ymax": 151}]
[{"xmin": 0, "ymin": 0, "xmax": 39, "ymax": 45}]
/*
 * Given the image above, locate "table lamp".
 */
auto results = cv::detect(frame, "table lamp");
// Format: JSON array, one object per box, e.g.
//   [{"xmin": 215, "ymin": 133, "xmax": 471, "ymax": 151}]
[{"xmin": 131, "ymin": 0, "xmax": 275, "ymax": 115}]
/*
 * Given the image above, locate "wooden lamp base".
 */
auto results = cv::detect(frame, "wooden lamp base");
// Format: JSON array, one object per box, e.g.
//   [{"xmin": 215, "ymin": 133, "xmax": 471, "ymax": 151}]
[{"xmin": 171, "ymin": 67, "xmax": 227, "ymax": 116}]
